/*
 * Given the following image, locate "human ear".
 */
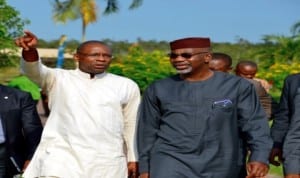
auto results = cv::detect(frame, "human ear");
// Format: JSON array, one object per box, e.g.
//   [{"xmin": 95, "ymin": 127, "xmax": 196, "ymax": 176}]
[
  {"xmin": 73, "ymin": 53, "xmax": 79, "ymax": 62},
  {"xmin": 204, "ymin": 53, "xmax": 212, "ymax": 63}
]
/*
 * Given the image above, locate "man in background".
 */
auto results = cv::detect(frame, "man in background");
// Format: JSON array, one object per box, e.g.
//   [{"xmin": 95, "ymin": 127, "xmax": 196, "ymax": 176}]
[
  {"xmin": 209, "ymin": 52, "xmax": 233, "ymax": 73},
  {"xmin": 234, "ymin": 60, "xmax": 274, "ymax": 120}
]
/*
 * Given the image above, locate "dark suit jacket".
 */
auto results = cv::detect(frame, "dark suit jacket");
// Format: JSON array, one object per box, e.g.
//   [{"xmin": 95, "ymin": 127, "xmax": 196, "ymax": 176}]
[
  {"xmin": 271, "ymin": 73, "xmax": 300, "ymax": 148},
  {"xmin": 0, "ymin": 85, "xmax": 43, "ymax": 174},
  {"xmin": 282, "ymin": 88, "xmax": 300, "ymax": 174}
]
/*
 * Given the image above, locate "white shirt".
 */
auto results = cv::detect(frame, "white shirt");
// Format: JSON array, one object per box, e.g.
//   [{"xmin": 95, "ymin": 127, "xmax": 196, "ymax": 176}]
[{"xmin": 21, "ymin": 59, "xmax": 140, "ymax": 178}]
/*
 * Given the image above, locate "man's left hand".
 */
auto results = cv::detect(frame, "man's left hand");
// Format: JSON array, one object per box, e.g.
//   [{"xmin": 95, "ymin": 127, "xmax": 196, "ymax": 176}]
[{"xmin": 246, "ymin": 161, "xmax": 269, "ymax": 178}]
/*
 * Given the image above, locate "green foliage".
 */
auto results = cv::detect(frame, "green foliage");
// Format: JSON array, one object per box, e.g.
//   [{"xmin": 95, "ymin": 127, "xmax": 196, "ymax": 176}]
[
  {"xmin": 254, "ymin": 33, "xmax": 300, "ymax": 98},
  {"xmin": 109, "ymin": 45, "xmax": 175, "ymax": 92},
  {"xmin": 0, "ymin": 0, "xmax": 29, "ymax": 67},
  {"xmin": 256, "ymin": 62, "xmax": 300, "ymax": 99},
  {"xmin": 0, "ymin": 0, "xmax": 29, "ymax": 51},
  {"xmin": 259, "ymin": 35, "xmax": 300, "ymax": 65},
  {"xmin": 212, "ymin": 41, "xmax": 265, "ymax": 67},
  {"xmin": 0, "ymin": 53, "xmax": 19, "ymax": 67},
  {"xmin": 0, "ymin": 66, "xmax": 21, "ymax": 85}
]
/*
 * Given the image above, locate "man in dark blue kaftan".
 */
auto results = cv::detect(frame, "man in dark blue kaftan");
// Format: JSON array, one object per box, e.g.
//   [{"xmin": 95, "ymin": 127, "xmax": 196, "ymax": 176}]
[{"xmin": 137, "ymin": 37, "xmax": 272, "ymax": 178}]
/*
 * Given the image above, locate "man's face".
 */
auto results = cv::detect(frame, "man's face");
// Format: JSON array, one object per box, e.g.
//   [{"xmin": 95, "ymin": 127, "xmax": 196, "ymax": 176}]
[
  {"xmin": 75, "ymin": 43, "xmax": 112, "ymax": 75},
  {"xmin": 209, "ymin": 59, "xmax": 229, "ymax": 73},
  {"xmin": 169, "ymin": 48, "xmax": 210, "ymax": 74},
  {"xmin": 236, "ymin": 65, "xmax": 257, "ymax": 79}
]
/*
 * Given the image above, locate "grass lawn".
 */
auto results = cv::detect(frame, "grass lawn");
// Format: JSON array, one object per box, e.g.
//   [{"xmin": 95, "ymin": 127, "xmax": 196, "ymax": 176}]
[{"xmin": 269, "ymin": 164, "xmax": 283, "ymax": 177}]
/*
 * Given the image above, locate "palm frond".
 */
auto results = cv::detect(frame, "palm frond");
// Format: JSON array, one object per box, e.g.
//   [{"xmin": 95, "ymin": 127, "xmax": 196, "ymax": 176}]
[
  {"xmin": 129, "ymin": 0, "xmax": 143, "ymax": 9},
  {"xmin": 291, "ymin": 21, "xmax": 300, "ymax": 36},
  {"xmin": 80, "ymin": 0, "xmax": 98, "ymax": 25},
  {"xmin": 52, "ymin": 0, "xmax": 80, "ymax": 23},
  {"xmin": 103, "ymin": 0, "xmax": 119, "ymax": 14}
]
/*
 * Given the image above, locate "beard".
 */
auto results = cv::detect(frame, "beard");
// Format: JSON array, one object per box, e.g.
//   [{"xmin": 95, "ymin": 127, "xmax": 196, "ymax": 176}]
[{"xmin": 176, "ymin": 66, "xmax": 192, "ymax": 74}]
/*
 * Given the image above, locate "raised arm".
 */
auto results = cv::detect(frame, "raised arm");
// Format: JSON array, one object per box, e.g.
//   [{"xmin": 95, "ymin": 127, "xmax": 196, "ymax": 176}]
[
  {"xmin": 15, "ymin": 30, "xmax": 56, "ymax": 91},
  {"xmin": 15, "ymin": 30, "xmax": 39, "ymax": 62}
]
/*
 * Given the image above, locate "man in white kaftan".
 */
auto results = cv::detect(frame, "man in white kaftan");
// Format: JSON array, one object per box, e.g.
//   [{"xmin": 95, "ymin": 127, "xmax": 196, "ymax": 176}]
[{"xmin": 15, "ymin": 31, "xmax": 140, "ymax": 178}]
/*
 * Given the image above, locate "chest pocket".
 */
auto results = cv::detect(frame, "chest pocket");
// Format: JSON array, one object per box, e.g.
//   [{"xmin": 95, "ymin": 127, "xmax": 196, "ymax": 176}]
[
  {"xmin": 211, "ymin": 98, "xmax": 234, "ymax": 112},
  {"xmin": 205, "ymin": 97, "xmax": 235, "ymax": 132}
]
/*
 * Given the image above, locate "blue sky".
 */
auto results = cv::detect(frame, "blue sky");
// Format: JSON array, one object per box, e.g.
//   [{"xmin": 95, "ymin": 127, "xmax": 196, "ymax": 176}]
[{"xmin": 8, "ymin": 0, "xmax": 300, "ymax": 43}]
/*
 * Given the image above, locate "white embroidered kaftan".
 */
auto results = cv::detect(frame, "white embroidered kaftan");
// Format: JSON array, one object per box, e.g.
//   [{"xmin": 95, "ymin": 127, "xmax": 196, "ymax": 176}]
[{"xmin": 21, "ymin": 59, "xmax": 140, "ymax": 178}]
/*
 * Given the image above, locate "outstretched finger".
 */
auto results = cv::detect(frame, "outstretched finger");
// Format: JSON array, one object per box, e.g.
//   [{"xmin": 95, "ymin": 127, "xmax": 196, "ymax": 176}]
[
  {"xmin": 23, "ymin": 30, "xmax": 37, "ymax": 39},
  {"xmin": 23, "ymin": 30, "xmax": 38, "ymax": 48},
  {"xmin": 14, "ymin": 37, "xmax": 29, "ymax": 50}
]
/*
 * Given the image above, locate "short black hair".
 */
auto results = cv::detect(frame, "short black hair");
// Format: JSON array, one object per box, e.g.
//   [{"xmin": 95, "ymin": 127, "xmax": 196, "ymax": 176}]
[
  {"xmin": 236, "ymin": 60, "xmax": 257, "ymax": 69},
  {"xmin": 76, "ymin": 40, "xmax": 110, "ymax": 53},
  {"xmin": 212, "ymin": 52, "xmax": 232, "ymax": 67}
]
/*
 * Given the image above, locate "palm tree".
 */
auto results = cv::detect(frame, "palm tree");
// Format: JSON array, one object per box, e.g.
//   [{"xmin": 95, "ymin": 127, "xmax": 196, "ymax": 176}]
[
  {"xmin": 103, "ymin": 0, "xmax": 142, "ymax": 14},
  {"xmin": 291, "ymin": 20, "xmax": 300, "ymax": 37},
  {"xmin": 52, "ymin": 0, "xmax": 143, "ymax": 42},
  {"xmin": 259, "ymin": 34, "xmax": 300, "ymax": 65}
]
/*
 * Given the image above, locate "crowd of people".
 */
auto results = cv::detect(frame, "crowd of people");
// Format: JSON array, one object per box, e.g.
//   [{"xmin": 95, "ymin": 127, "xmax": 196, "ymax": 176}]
[{"xmin": 0, "ymin": 30, "xmax": 297, "ymax": 178}]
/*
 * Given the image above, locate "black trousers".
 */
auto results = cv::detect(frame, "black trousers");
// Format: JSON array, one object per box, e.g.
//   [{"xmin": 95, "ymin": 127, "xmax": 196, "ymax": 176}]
[{"xmin": 0, "ymin": 143, "xmax": 19, "ymax": 178}]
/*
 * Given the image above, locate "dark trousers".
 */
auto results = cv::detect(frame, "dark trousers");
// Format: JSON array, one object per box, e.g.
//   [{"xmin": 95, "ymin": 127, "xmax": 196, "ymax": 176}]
[{"xmin": 0, "ymin": 143, "xmax": 18, "ymax": 178}]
